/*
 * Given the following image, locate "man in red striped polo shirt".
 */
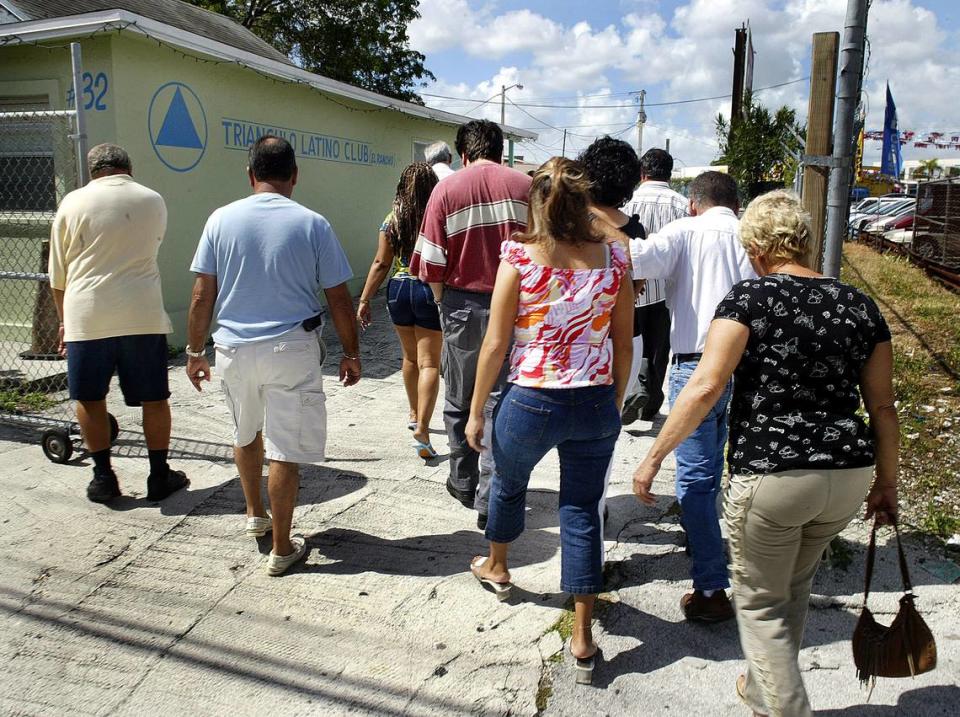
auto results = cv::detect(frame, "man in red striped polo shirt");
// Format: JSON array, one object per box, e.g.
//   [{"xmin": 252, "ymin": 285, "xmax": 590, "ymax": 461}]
[{"xmin": 410, "ymin": 120, "xmax": 531, "ymax": 529}]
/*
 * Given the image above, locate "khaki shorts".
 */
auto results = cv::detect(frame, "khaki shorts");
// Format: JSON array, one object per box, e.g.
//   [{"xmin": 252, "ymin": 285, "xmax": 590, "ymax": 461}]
[{"xmin": 216, "ymin": 328, "xmax": 327, "ymax": 464}]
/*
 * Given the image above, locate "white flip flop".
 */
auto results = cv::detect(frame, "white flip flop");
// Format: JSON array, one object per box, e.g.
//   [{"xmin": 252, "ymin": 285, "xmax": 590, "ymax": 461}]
[{"xmin": 470, "ymin": 556, "xmax": 512, "ymax": 602}]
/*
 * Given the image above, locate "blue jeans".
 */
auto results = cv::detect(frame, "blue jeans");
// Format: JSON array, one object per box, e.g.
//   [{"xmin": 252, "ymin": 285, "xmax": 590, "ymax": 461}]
[
  {"xmin": 669, "ymin": 359, "xmax": 733, "ymax": 591},
  {"xmin": 486, "ymin": 384, "xmax": 621, "ymax": 594}
]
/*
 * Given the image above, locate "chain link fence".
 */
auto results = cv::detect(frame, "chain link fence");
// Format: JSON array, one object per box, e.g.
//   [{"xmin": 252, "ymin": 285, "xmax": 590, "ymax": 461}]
[
  {"xmin": 911, "ymin": 177, "xmax": 960, "ymax": 271},
  {"xmin": 0, "ymin": 106, "xmax": 100, "ymax": 462}
]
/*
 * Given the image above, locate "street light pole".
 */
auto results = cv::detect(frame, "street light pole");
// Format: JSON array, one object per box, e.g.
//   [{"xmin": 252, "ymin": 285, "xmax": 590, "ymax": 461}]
[
  {"xmin": 636, "ymin": 89, "xmax": 647, "ymax": 157},
  {"xmin": 500, "ymin": 83, "xmax": 523, "ymax": 126},
  {"xmin": 500, "ymin": 82, "xmax": 522, "ymax": 167}
]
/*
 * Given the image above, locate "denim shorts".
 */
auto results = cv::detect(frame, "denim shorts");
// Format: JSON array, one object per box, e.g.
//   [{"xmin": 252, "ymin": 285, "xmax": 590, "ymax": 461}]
[
  {"xmin": 66, "ymin": 333, "xmax": 170, "ymax": 406},
  {"xmin": 386, "ymin": 276, "xmax": 441, "ymax": 331}
]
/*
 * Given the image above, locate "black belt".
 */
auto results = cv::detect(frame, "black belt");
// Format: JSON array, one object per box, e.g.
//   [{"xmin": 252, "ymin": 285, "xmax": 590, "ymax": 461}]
[
  {"xmin": 671, "ymin": 352, "xmax": 702, "ymax": 364},
  {"xmin": 301, "ymin": 312, "xmax": 324, "ymax": 332}
]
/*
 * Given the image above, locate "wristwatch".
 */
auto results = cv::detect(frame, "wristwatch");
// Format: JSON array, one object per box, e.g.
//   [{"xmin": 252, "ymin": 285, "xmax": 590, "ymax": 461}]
[{"xmin": 185, "ymin": 346, "xmax": 205, "ymax": 358}]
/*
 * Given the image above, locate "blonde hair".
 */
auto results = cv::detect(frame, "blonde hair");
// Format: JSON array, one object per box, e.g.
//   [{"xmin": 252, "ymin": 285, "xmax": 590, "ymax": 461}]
[
  {"xmin": 740, "ymin": 190, "xmax": 812, "ymax": 265},
  {"xmin": 515, "ymin": 157, "xmax": 602, "ymax": 245}
]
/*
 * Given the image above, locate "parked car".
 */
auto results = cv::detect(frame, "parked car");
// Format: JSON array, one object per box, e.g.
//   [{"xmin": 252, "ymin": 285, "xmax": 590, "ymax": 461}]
[
  {"xmin": 884, "ymin": 228, "xmax": 913, "ymax": 245},
  {"xmin": 849, "ymin": 198, "xmax": 914, "ymax": 235},
  {"xmin": 862, "ymin": 202, "xmax": 915, "ymax": 233}
]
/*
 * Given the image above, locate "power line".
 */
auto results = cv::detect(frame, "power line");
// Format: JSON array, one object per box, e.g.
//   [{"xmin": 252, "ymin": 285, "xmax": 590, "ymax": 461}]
[
  {"xmin": 423, "ymin": 76, "xmax": 809, "ymax": 110},
  {"xmin": 423, "ymin": 88, "xmax": 640, "ymax": 103}
]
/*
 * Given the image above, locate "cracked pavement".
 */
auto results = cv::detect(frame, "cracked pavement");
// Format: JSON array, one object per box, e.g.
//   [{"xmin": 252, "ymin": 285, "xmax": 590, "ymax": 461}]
[{"xmin": 1, "ymin": 296, "xmax": 957, "ymax": 715}]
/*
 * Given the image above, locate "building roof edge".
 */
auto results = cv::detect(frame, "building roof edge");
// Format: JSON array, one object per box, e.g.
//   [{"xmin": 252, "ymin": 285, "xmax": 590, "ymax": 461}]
[{"xmin": 0, "ymin": 9, "xmax": 538, "ymax": 141}]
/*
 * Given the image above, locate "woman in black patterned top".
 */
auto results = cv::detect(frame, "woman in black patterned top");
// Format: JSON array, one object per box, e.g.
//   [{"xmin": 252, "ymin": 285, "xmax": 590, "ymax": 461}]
[{"xmin": 632, "ymin": 191, "xmax": 899, "ymax": 717}]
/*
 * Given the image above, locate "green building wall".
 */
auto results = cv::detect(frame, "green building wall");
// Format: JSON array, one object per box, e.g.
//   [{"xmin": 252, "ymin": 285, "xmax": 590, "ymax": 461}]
[{"xmin": 1, "ymin": 32, "xmax": 459, "ymax": 343}]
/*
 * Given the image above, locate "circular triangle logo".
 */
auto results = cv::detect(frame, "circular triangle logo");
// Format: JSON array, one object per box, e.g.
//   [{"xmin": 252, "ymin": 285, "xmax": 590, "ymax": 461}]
[{"xmin": 148, "ymin": 82, "xmax": 208, "ymax": 172}]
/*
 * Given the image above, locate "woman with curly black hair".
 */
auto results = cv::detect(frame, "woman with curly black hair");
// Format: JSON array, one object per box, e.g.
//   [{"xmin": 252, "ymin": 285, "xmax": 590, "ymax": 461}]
[
  {"xmin": 357, "ymin": 163, "xmax": 442, "ymax": 459},
  {"xmin": 578, "ymin": 137, "xmax": 646, "ymax": 422}
]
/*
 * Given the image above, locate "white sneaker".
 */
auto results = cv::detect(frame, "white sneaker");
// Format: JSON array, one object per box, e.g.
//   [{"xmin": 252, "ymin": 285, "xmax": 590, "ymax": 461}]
[
  {"xmin": 266, "ymin": 535, "xmax": 307, "ymax": 576},
  {"xmin": 245, "ymin": 515, "xmax": 273, "ymax": 537}
]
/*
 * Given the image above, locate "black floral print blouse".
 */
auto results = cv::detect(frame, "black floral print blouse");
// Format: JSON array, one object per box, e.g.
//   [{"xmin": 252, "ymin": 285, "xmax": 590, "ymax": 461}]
[{"xmin": 714, "ymin": 273, "xmax": 892, "ymax": 475}]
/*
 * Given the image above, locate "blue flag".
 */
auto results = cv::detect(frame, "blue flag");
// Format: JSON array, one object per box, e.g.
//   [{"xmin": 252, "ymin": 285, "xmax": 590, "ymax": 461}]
[{"xmin": 880, "ymin": 83, "xmax": 902, "ymax": 178}]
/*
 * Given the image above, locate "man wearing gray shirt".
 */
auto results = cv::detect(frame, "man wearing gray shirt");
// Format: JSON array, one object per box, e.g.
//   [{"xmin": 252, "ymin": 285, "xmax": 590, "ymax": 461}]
[{"xmin": 623, "ymin": 149, "xmax": 689, "ymax": 422}]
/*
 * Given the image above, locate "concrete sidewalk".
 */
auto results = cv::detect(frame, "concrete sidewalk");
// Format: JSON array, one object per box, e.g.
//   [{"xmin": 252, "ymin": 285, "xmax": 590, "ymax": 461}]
[{"xmin": 1, "ymin": 298, "xmax": 957, "ymax": 716}]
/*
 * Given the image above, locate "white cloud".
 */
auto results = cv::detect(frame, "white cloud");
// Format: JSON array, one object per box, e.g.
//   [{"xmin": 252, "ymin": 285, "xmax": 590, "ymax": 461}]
[{"xmin": 410, "ymin": 0, "xmax": 960, "ymax": 168}]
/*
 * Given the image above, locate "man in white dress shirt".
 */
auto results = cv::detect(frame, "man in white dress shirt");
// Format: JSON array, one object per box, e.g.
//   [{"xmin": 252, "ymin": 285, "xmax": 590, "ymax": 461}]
[
  {"xmin": 622, "ymin": 149, "xmax": 689, "ymax": 422},
  {"xmin": 630, "ymin": 171, "xmax": 755, "ymax": 623},
  {"xmin": 424, "ymin": 141, "xmax": 455, "ymax": 180}
]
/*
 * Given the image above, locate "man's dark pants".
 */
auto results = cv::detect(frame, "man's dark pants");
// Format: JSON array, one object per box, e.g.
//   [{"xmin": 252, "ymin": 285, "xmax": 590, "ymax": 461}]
[
  {"xmin": 439, "ymin": 288, "xmax": 507, "ymax": 516},
  {"xmin": 633, "ymin": 300, "xmax": 671, "ymax": 418}
]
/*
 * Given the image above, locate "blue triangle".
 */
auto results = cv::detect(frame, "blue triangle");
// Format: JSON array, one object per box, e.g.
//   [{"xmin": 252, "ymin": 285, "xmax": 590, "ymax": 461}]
[{"xmin": 155, "ymin": 87, "xmax": 203, "ymax": 149}]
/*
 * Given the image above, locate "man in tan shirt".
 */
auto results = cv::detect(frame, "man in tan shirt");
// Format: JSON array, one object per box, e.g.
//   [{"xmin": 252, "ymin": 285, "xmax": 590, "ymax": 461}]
[{"xmin": 49, "ymin": 144, "xmax": 187, "ymax": 503}]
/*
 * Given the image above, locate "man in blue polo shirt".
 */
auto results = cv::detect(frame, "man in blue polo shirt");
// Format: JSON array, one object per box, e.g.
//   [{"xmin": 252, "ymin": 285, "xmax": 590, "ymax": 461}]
[{"xmin": 186, "ymin": 135, "xmax": 359, "ymax": 576}]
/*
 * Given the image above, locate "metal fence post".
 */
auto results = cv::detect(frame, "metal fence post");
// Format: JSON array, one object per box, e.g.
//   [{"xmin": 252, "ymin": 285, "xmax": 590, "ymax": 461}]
[
  {"xmin": 822, "ymin": 0, "xmax": 869, "ymax": 278},
  {"xmin": 70, "ymin": 42, "xmax": 90, "ymax": 186}
]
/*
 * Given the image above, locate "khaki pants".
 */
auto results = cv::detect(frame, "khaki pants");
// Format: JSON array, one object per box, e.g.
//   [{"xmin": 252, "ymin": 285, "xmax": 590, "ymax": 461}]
[{"xmin": 723, "ymin": 466, "xmax": 874, "ymax": 717}]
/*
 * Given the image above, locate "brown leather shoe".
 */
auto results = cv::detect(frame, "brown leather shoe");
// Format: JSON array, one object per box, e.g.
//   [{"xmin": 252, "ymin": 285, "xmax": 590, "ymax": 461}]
[{"xmin": 680, "ymin": 590, "xmax": 735, "ymax": 623}]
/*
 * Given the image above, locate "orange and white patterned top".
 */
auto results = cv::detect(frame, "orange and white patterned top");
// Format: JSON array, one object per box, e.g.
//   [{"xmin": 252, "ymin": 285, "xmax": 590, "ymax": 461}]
[{"xmin": 502, "ymin": 238, "xmax": 628, "ymax": 389}]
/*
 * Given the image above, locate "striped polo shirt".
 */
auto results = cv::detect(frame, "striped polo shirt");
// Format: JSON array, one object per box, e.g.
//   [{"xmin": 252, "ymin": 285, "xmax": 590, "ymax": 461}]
[
  {"xmin": 411, "ymin": 161, "xmax": 531, "ymax": 294},
  {"xmin": 624, "ymin": 180, "xmax": 690, "ymax": 306}
]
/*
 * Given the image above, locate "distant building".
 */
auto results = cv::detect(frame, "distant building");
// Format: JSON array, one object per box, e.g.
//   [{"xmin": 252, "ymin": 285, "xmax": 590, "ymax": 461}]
[
  {"xmin": 505, "ymin": 156, "xmax": 540, "ymax": 175},
  {"xmin": 672, "ymin": 165, "xmax": 728, "ymax": 179},
  {"xmin": 902, "ymin": 158, "xmax": 960, "ymax": 180}
]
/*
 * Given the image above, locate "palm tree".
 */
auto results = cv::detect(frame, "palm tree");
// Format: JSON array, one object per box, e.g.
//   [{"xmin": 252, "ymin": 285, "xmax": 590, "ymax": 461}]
[{"xmin": 915, "ymin": 158, "xmax": 941, "ymax": 180}]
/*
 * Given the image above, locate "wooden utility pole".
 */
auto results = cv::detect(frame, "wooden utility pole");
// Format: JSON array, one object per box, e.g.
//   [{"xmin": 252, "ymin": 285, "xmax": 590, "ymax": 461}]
[
  {"xmin": 561, "ymin": 129, "xmax": 567, "ymax": 157},
  {"xmin": 801, "ymin": 32, "xmax": 839, "ymax": 267}
]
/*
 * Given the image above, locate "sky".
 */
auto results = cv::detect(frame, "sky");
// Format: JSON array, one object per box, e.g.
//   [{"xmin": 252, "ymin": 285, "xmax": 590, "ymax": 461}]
[{"xmin": 407, "ymin": 0, "xmax": 960, "ymax": 170}]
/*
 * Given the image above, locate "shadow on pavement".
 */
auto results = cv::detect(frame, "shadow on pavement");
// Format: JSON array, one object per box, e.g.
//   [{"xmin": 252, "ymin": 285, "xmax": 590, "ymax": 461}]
[
  {"xmin": 303, "ymin": 525, "xmax": 559, "ymax": 578},
  {"xmin": 590, "ymin": 601, "xmax": 743, "ymax": 687},
  {"xmin": 816, "ymin": 685, "xmax": 960, "ymax": 715},
  {"xmin": 112, "ymin": 431, "xmax": 234, "ymax": 463},
  {"xmin": 101, "ymin": 466, "xmax": 369, "ymax": 518}
]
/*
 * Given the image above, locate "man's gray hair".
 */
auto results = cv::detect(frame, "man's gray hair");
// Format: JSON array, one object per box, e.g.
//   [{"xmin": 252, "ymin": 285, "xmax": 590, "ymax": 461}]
[
  {"xmin": 87, "ymin": 143, "xmax": 132, "ymax": 176},
  {"xmin": 424, "ymin": 140, "xmax": 453, "ymax": 166}
]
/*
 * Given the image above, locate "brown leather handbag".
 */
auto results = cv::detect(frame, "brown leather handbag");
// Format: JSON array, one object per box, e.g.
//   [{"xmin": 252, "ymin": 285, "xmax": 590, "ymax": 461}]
[{"xmin": 852, "ymin": 520, "xmax": 937, "ymax": 687}]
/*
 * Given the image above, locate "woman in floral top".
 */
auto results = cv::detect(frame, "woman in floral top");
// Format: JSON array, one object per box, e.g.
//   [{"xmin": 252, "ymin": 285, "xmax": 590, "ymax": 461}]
[{"xmin": 464, "ymin": 157, "xmax": 635, "ymax": 685}]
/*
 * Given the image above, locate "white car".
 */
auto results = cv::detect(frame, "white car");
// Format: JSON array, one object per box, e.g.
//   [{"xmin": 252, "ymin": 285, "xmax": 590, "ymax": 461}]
[
  {"xmin": 849, "ymin": 198, "xmax": 913, "ymax": 234},
  {"xmin": 884, "ymin": 229, "xmax": 913, "ymax": 245},
  {"xmin": 862, "ymin": 201, "xmax": 915, "ymax": 233}
]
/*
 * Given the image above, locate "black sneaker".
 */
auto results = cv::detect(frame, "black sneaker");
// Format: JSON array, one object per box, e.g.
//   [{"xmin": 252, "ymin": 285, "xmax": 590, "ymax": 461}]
[
  {"xmin": 146, "ymin": 469, "xmax": 190, "ymax": 502},
  {"xmin": 446, "ymin": 479, "xmax": 475, "ymax": 509},
  {"xmin": 477, "ymin": 513, "xmax": 488, "ymax": 531},
  {"xmin": 640, "ymin": 400, "xmax": 663, "ymax": 422},
  {"xmin": 87, "ymin": 469, "xmax": 121, "ymax": 503},
  {"xmin": 621, "ymin": 394, "xmax": 648, "ymax": 425}
]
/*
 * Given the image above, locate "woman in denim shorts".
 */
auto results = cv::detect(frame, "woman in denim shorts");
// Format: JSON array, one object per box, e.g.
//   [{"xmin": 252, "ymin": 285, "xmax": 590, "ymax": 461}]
[
  {"xmin": 357, "ymin": 163, "xmax": 442, "ymax": 458},
  {"xmin": 464, "ymin": 157, "xmax": 635, "ymax": 685}
]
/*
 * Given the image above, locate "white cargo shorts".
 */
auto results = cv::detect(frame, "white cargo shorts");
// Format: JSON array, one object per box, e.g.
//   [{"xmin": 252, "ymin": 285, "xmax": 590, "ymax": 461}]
[{"xmin": 215, "ymin": 327, "xmax": 327, "ymax": 464}]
